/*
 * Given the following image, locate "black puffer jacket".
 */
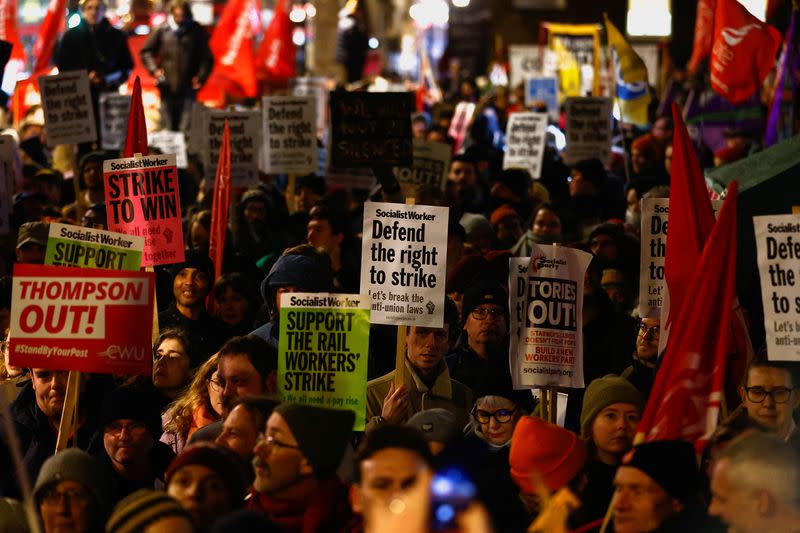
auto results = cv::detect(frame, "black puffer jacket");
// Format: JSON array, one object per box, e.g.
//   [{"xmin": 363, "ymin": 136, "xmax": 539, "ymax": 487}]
[{"xmin": 56, "ymin": 18, "xmax": 133, "ymax": 92}]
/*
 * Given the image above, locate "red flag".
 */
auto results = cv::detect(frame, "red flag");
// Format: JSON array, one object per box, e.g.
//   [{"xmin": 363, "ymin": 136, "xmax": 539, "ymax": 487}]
[
  {"xmin": 255, "ymin": 0, "xmax": 296, "ymax": 83},
  {"xmin": 208, "ymin": 121, "xmax": 231, "ymax": 291},
  {"xmin": 637, "ymin": 182, "xmax": 739, "ymax": 450},
  {"xmin": 658, "ymin": 103, "xmax": 717, "ymax": 354},
  {"xmin": 32, "ymin": 0, "xmax": 67, "ymax": 74},
  {"xmin": 123, "ymin": 77, "xmax": 148, "ymax": 158},
  {"xmin": 0, "ymin": 0, "xmax": 26, "ymax": 63},
  {"xmin": 206, "ymin": 0, "xmax": 259, "ymax": 98},
  {"xmin": 710, "ymin": 0, "xmax": 781, "ymax": 104},
  {"xmin": 687, "ymin": 0, "xmax": 716, "ymax": 74}
]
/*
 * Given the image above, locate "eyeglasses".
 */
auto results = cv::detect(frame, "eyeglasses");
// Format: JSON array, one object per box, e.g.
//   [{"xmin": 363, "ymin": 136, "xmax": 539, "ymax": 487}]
[
  {"xmin": 743, "ymin": 386, "xmax": 794, "ymax": 404},
  {"xmin": 153, "ymin": 349, "xmax": 187, "ymax": 363},
  {"xmin": 472, "ymin": 408, "xmax": 517, "ymax": 424},
  {"xmin": 470, "ymin": 306, "xmax": 505, "ymax": 321},
  {"xmin": 207, "ymin": 377, "xmax": 224, "ymax": 392},
  {"xmin": 638, "ymin": 322, "xmax": 660, "ymax": 338},
  {"xmin": 40, "ymin": 487, "xmax": 90, "ymax": 507},
  {"xmin": 257, "ymin": 433, "xmax": 300, "ymax": 450},
  {"xmin": 105, "ymin": 420, "xmax": 148, "ymax": 437}
]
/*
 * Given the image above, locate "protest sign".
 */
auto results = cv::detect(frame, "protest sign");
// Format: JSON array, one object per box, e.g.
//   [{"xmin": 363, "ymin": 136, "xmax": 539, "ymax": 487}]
[
  {"xmin": 509, "ymin": 45, "xmax": 558, "ymax": 89},
  {"xmin": 525, "ymin": 77, "xmax": 559, "ymax": 120},
  {"xmin": 329, "ymin": 91, "xmax": 414, "ymax": 168},
  {"xmin": 148, "ymin": 131, "xmax": 188, "ymax": 168},
  {"xmin": 447, "ymin": 102, "xmax": 476, "ymax": 153},
  {"xmin": 46, "ymin": 223, "xmax": 144, "ymax": 271},
  {"xmin": 292, "ymin": 76, "xmax": 328, "ymax": 137},
  {"xmin": 393, "ymin": 139, "xmax": 451, "ymax": 193},
  {"xmin": 326, "ymin": 167, "xmax": 376, "ymax": 190},
  {"xmin": 39, "ymin": 70, "xmax": 97, "ymax": 146},
  {"xmin": 278, "ymin": 292, "xmax": 370, "ymax": 430},
  {"xmin": 510, "ymin": 246, "xmax": 592, "ymax": 389},
  {"xmin": 361, "ymin": 202, "xmax": 449, "ymax": 327},
  {"xmin": 639, "ymin": 198, "xmax": 723, "ymax": 319},
  {"xmin": 8, "ymin": 264, "xmax": 155, "ymax": 375},
  {"xmin": 104, "ymin": 153, "xmax": 184, "ymax": 267},
  {"xmin": 754, "ymin": 214, "xmax": 800, "ymax": 361},
  {"xmin": 206, "ymin": 111, "xmax": 261, "ymax": 187},
  {"xmin": 503, "ymin": 112, "xmax": 548, "ymax": 179},
  {"xmin": 563, "ymin": 97, "xmax": 613, "ymax": 165},
  {"xmin": 262, "ymin": 96, "xmax": 317, "ymax": 174},
  {"xmin": 99, "ymin": 93, "xmax": 131, "ymax": 150}
]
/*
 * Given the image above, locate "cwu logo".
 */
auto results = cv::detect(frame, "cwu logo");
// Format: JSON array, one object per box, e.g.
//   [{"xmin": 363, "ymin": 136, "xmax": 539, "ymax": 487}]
[
  {"xmin": 99, "ymin": 345, "xmax": 147, "ymax": 362},
  {"xmin": 613, "ymin": 51, "xmax": 647, "ymax": 102}
]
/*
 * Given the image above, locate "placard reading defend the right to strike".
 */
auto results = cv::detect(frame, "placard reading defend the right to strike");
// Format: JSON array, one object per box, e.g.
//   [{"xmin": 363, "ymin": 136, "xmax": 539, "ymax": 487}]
[
  {"xmin": 755, "ymin": 214, "xmax": 800, "ymax": 361},
  {"xmin": 360, "ymin": 202, "xmax": 449, "ymax": 327}
]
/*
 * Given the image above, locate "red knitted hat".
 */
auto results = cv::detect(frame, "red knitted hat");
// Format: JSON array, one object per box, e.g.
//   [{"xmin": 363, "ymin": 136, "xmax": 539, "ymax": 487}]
[{"xmin": 509, "ymin": 416, "xmax": 587, "ymax": 494}]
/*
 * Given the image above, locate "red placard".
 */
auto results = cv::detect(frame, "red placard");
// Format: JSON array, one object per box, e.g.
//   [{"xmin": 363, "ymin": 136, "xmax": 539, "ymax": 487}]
[
  {"xmin": 9, "ymin": 264, "xmax": 155, "ymax": 375},
  {"xmin": 104, "ymin": 153, "xmax": 185, "ymax": 267}
]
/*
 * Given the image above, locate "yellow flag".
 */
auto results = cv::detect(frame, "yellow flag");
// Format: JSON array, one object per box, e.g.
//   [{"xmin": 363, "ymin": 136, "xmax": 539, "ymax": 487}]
[{"xmin": 603, "ymin": 14, "xmax": 651, "ymax": 126}]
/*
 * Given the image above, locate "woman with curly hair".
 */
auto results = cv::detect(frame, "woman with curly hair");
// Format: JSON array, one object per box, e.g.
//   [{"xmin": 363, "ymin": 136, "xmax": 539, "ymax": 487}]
[{"xmin": 161, "ymin": 353, "xmax": 223, "ymax": 454}]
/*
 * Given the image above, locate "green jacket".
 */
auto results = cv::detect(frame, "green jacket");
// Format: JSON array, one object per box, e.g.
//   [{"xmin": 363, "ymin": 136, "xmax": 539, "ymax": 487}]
[{"xmin": 365, "ymin": 359, "xmax": 474, "ymax": 431}]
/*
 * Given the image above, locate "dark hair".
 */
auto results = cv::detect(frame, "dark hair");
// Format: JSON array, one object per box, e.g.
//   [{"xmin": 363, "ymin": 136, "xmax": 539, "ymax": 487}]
[
  {"xmin": 449, "ymin": 154, "xmax": 475, "ymax": 169},
  {"xmin": 228, "ymin": 395, "xmax": 280, "ymax": 433},
  {"xmin": 308, "ymin": 201, "xmax": 348, "ymax": 238},
  {"xmin": 153, "ymin": 328, "xmax": 193, "ymax": 361},
  {"xmin": 407, "ymin": 297, "xmax": 459, "ymax": 339},
  {"xmin": 213, "ymin": 273, "xmax": 259, "ymax": 311},
  {"xmin": 353, "ymin": 425, "xmax": 433, "ymax": 482},
  {"xmin": 743, "ymin": 353, "xmax": 800, "ymax": 389},
  {"xmin": 218, "ymin": 335, "xmax": 277, "ymax": 381}
]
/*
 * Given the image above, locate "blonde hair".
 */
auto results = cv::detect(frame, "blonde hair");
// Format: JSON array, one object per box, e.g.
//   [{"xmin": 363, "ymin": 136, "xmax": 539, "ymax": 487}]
[{"xmin": 163, "ymin": 353, "xmax": 218, "ymax": 440}]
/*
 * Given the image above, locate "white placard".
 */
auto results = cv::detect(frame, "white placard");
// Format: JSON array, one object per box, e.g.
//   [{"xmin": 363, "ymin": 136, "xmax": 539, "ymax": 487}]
[
  {"xmin": 510, "ymin": 246, "xmax": 592, "ymax": 389},
  {"xmin": 755, "ymin": 214, "xmax": 800, "ymax": 361},
  {"xmin": 360, "ymin": 202, "xmax": 449, "ymax": 327},
  {"xmin": 503, "ymin": 112, "xmax": 548, "ymax": 179},
  {"xmin": 206, "ymin": 110, "xmax": 261, "ymax": 187},
  {"xmin": 148, "ymin": 131, "xmax": 188, "ymax": 169},
  {"xmin": 563, "ymin": 97, "xmax": 613, "ymax": 165},
  {"xmin": 393, "ymin": 139, "xmax": 451, "ymax": 192},
  {"xmin": 262, "ymin": 96, "xmax": 317, "ymax": 174},
  {"xmin": 39, "ymin": 70, "xmax": 97, "ymax": 146},
  {"xmin": 99, "ymin": 93, "xmax": 131, "ymax": 150},
  {"xmin": 292, "ymin": 76, "xmax": 329, "ymax": 138},
  {"xmin": 509, "ymin": 45, "xmax": 558, "ymax": 90}
]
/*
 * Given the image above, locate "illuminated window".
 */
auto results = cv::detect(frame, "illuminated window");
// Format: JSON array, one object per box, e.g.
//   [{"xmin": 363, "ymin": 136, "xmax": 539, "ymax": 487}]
[{"xmin": 627, "ymin": 0, "xmax": 671, "ymax": 37}]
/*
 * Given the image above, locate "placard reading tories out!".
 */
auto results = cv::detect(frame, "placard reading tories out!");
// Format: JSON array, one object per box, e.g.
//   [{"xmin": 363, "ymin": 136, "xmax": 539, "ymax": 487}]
[
  {"xmin": 103, "ymin": 154, "xmax": 184, "ymax": 267},
  {"xmin": 39, "ymin": 70, "xmax": 97, "ymax": 146},
  {"xmin": 360, "ymin": 202, "xmax": 449, "ymax": 327},
  {"xmin": 278, "ymin": 292, "xmax": 370, "ymax": 430},
  {"xmin": 9, "ymin": 264, "xmax": 155, "ymax": 375},
  {"xmin": 755, "ymin": 214, "xmax": 800, "ymax": 361}
]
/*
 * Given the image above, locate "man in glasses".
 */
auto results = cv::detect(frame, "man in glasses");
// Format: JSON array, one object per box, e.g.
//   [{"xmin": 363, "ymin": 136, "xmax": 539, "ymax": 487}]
[
  {"xmin": 447, "ymin": 279, "xmax": 512, "ymax": 395},
  {"xmin": 247, "ymin": 402, "xmax": 354, "ymax": 529},
  {"xmin": 622, "ymin": 317, "xmax": 660, "ymax": 400},
  {"xmin": 739, "ymin": 357, "xmax": 800, "ymax": 448}
]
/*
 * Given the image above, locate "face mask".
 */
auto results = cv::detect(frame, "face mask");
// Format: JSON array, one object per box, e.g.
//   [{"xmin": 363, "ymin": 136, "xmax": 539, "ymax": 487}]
[{"xmin": 625, "ymin": 207, "xmax": 641, "ymax": 227}]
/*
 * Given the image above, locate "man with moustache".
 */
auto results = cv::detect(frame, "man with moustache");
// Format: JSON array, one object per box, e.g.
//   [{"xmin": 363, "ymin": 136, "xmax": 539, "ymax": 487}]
[{"xmin": 247, "ymin": 403, "xmax": 354, "ymax": 531}]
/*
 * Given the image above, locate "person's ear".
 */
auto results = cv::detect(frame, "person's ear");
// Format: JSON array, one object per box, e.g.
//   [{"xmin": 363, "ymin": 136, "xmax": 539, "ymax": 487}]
[
  {"xmin": 670, "ymin": 498, "xmax": 684, "ymax": 515},
  {"xmin": 349, "ymin": 484, "xmax": 363, "ymax": 514},
  {"xmin": 756, "ymin": 489, "xmax": 775, "ymax": 517},
  {"xmin": 265, "ymin": 370, "xmax": 277, "ymax": 394},
  {"xmin": 739, "ymin": 386, "xmax": 747, "ymax": 404},
  {"xmin": 299, "ymin": 455, "xmax": 313, "ymax": 477}
]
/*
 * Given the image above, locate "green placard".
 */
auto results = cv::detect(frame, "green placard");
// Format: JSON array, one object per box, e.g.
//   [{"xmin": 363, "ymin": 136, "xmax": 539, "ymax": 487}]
[
  {"xmin": 45, "ymin": 223, "xmax": 144, "ymax": 271},
  {"xmin": 278, "ymin": 293, "xmax": 370, "ymax": 430}
]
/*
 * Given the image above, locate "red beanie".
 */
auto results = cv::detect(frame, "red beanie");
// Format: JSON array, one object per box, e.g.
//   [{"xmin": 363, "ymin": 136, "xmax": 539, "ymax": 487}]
[
  {"xmin": 490, "ymin": 204, "xmax": 520, "ymax": 226},
  {"xmin": 509, "ymin": 416, "xmax": 587, "ymax": 494}
]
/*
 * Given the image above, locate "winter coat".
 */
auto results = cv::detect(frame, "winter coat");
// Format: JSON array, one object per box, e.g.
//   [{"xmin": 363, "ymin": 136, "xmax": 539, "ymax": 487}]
[
  {"xmin": 56, "ymin": 18, "xmax": 133, "ymax": 92},
  {"xmin": 140, "ymin": 20, "xmax": 213, "ymax": 95}
]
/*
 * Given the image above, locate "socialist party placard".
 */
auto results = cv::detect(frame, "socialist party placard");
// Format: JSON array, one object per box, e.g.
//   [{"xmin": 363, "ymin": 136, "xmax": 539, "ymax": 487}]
[
  {"xmin": 262, "ymin": 96, "xmax": 317, "ymax": 174},
  {"xmin": 361, "ymin": 202, "xmax": 449, "ymax": 327},
  {"xmin": 503, "ymin": 112, "xmax": 548, "ymax": 179},
  {"xmin": 104, "ymin": 154, "xmax": 184, "ymax": 267},
  {"xmin": 9, "ymin": 264, "xmax": 155, "ymax": 375},
  {"xmin": 46, "ymin": 223, "xmax": 144, "ymax": 271},
  {"xmin": 278, "ymin": 292, "xmax": 370, "ymax": 430},
  {"xmin": 511, "ymin": 246, "xmax": 592, "ymax": 389},
  {"xmin": 39, "ymin": 70, "xmax": 97, "ymax": 146},
  {"xmin": 755, "ymin": 215, "xmax": 800, "ymax": 361}
]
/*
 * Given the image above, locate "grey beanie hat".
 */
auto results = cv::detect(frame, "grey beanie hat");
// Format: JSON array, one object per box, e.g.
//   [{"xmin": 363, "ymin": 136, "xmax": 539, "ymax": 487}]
[
  {"xmin": 33, "ymin": 448, "xmax": 110, "ymax": 508},
  {"xmin": 407, "ymin": 408, "xmax": 460, "ymax": 444}
]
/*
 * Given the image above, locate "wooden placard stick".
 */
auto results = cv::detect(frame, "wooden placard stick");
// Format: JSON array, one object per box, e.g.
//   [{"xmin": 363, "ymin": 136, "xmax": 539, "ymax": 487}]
[
  {"xmin": 394, "ymin": 196, "xmax": 416, "ymax": 387},
  {"xmin": 146, "ymin": 266, "xmax": 159, "ymax": 343},
  {"xmin": 548, "ymin": 385, "xmax": 558, "ymax": 424},
  {"xmin": 55, "ymin": 371, "xmax": 80, "ymax": 452}
]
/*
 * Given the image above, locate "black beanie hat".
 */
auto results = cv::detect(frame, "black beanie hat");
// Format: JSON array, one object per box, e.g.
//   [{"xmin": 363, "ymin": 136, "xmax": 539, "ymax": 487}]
[
  {"xmin": 460, "ymin": 278, "xmax": 508, "ymax": 326},
  {"xmin": 273, "ymin": 403, "xmax": 354, "ymax": 477},
  {"xmin": 100, "ymin": 387, "xmax": 164, "ymax": 439},
  {"xmin": 169, "ymin": 248, "xmax": 215, "ymax": 284},
  {"xmin": 166, "ymin": 443, "xmax": 249, "ymax": 503},
  {"xmin": 622, "ymin": 440, "xmax": 699, "ymax": 503}
]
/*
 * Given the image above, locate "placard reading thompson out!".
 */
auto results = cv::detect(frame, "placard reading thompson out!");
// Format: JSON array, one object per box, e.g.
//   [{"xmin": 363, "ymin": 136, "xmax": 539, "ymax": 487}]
[
  {"xmin": 9, "ymin": 264, "xmax": 155, "ymax": 375},
  {"xmin": 278, "ymin": 292, "xmax": 370, "ymax": 430},
  {"xmin": 46, "ymin": 223, "xmax": 144, "ymax": 271},
  {"xmin": 360, "ymin": 202, "xmax": 449, "ymax": 327},
  {"xmin": 103, "ymin": 154, "xmax": 184, "ymax": 267}
]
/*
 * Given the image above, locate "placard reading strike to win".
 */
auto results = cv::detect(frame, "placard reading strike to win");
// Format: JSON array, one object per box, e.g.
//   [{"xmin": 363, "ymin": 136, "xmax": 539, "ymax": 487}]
[
  {"xmin": 9, "ymin": 264, "xmax": 155, "ymax": 375},
  {"xmin": 360, "ymin": 202, "xmax": 449, "ymax": 327},
  {"xmin": 103, "ymin": 154, "xmax": 184, "ymax": 267},
  {"xmin": 278, "ymin": 292, "xmax": 370, "ymax": 430},
  {"xmin": 510, "ymin": 246, "xmax": 592, "ymax": 389}
]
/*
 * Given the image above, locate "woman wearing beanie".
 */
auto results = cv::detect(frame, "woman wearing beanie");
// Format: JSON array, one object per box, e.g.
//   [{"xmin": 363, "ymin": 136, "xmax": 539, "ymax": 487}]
[{"xmin": 574, "ymin": 375, "xmax": 644, "ymax": 527}]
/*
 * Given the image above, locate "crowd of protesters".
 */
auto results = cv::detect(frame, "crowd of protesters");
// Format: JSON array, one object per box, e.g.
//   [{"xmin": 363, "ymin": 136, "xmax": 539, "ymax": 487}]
[{"xmin": 0, "ymin": 0, "xmax": 799, "ymax": 532}]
